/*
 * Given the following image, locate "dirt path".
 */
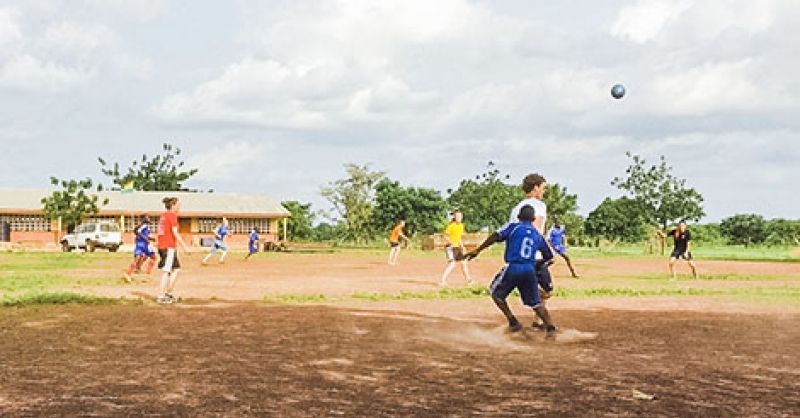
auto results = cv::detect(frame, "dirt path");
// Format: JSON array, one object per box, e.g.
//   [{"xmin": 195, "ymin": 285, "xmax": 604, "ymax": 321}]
[{"xmin": 0, "ymin": 304, "xmax": 798, "ymax": 417}]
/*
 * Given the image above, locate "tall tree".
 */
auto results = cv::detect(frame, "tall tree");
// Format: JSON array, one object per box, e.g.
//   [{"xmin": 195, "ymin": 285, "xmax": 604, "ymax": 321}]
[
  {"xmin": 611, "ymin": 152, "xmax": 704, "ymax": 229},
  {"xmin": 320, "ymin": 163, "xmax": 386, "ymax": 243},
  {"xmin": 765, "ymin": 219, "xmax": 800, "ymax": 246},
  {"xmin": 281, "ymin": 201, "xmax": 316, "ymax": 241},
  {"xmin": 585, "ymin": 197, "xmax": 648, "ymax": 243},
  {"xmin": 447, "ymin": 161, "xmax": 523, "ymax": 232},
  {"xmin": 41, "ymin": 177, "xmax": 109, "ymax": 231},
  {"xmin": 98, "ymin": 142, "xmax": 198, "ymax": 191},
  {"xmin": 372, "ymin": 179, "xmax": 448, "ymax": 236}
]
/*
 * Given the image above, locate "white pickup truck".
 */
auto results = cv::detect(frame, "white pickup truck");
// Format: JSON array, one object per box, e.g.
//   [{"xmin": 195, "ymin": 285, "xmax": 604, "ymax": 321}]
[{"xmin": 60, "ymin": 221, "xmax": 123, "ymax": 252}]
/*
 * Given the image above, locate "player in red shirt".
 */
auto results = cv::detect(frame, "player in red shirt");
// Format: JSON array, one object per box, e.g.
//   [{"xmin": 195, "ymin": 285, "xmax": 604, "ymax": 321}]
[{"xmin": 156, "ymin": 197, "xmax": 192, "ymax": 304}]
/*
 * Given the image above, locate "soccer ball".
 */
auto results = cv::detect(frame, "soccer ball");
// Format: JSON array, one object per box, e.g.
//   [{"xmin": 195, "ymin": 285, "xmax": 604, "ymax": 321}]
[{"xmin": 611, "ymin": 84, "xmax": 626, "ymax": 99}]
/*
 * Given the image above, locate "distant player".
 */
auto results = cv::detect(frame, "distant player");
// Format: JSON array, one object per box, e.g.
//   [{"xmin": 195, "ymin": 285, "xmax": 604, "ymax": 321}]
[
  {"xmin": 244, "ymin": 227, "xmax": 260, "ymax": 260},
  {"xmin": 123, "ymin": 216, "xmax": 156, "ymax": 283},
  {"xmin": 157, "ymin": 197, "xmax": 192, "ymax": 304},
  {"xmin": 439, "ymin": 211, "xmax": 473, "ymax": 287},
  {"xmin": 202, "ymin": 218, "xmax": 229, "ymax": 265},
  {"xmin": 665, "ymin": 219, "xmax": 698, "ymax": 280},
  {"xmin": 548, "ymin": 218, "xmax": 579, "ymax": 278},
  {"xmin": 465, "ymin": 205, "xmax": 557, "ymax": 334},
  {"xmin": 388, "ymin": 220, "xmax": 410, "ymax": 266}
]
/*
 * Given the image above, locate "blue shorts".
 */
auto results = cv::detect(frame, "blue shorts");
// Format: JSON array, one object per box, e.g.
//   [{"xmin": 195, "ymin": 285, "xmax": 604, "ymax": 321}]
[
  {"xmin": 134, "ymin": 243, "xmax": 155, "ymax": 258},
  {"xmin": 248, "ymin": 243, "xmax": 258, "ymax": 254},
  {"xmin": 209, "ymin": 239, "xmax": 228, "ymax": 254},
  {"xmin": 553, "ymin": 244, "xmax": 566, "ymax": 255},
  {"xmin": 489, "ymin": 264, "xmax": 541, "ymax": 308}
]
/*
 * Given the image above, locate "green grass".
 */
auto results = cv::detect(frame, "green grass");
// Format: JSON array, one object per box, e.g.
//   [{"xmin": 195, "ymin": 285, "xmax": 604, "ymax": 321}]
[
  {"xmin": 263, "ymin": 293, "xmax": 330, "ymax": 304},
  {"xmin": 571, "ymin": 244, "xmax": 799, "ymax": 262},
  {"xmin": 1, "ymin": 292, "xmax": 123, "ymax": 307},
  {"xmin": 0, "ymin": 272, "xmax": 121, "ymax": 294},
  {"xmin": 0, "ymin": 252, "xmax": 101, "ymax": 272}
]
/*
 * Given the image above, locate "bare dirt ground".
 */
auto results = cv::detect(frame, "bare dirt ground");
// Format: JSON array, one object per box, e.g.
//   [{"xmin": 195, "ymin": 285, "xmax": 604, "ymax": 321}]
[{"xmin": 2, "ymin": 252, "xmax": 799, "ymax": 416}]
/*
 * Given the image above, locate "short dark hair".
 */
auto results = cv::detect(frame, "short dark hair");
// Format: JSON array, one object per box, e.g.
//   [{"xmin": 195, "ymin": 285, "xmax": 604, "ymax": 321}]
[
  {"xmin": 522, "ymin": 174, "xmax": 546, "ymax": 194},
  {"xmin": 517, "ymin": 204, "xmax": 536, "ymax": 222},
  {"xmin": 162, "ymin": 197, "xmax": 178, "ymax": 209}
]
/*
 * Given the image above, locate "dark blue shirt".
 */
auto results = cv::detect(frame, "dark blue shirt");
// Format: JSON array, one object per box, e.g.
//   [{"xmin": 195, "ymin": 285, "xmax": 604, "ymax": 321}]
[
  {"xmin": 497, "ymin": 222, "xmax": 553, "ymax": 266},
  {"xmin": 135, "ymin": 224, "xmax": 150, "ymax": 246}
]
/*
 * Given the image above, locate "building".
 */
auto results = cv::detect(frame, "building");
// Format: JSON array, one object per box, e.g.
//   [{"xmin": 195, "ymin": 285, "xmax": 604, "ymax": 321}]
[{"xmin": 0, "ymin": 188, "xmax": 290, "ymax": 248}]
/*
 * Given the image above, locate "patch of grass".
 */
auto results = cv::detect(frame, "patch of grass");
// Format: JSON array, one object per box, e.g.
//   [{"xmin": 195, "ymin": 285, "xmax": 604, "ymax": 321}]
[
  {"xmin": 0, "ymin": 252, "xmax": 99, "ymax": 272},
  {"xmin": 263, "ymin": 293, "xmax": 330, "ymax": 304},
  {"xmin": 352, "ymin": 286, "xmax": 490, "ymax": 301},
  {"xmin": 0, "ymin": 272, "xmax": 120, "ymax": 293},
  {"xmin": 1, "ymin": 292, "xmax": 123, "ymax": 307}
]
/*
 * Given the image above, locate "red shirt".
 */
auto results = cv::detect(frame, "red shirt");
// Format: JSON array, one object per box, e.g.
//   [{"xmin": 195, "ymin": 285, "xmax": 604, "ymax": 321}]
[{"xmin": 157, "ymin": 211, "xmax": 178, "ymax": 249}]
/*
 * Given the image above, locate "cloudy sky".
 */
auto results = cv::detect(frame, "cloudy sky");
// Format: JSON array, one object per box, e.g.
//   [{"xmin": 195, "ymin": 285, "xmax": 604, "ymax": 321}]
[{"xmin": 1, "ymin": 0, "xmax": 798, "ymax": 221}]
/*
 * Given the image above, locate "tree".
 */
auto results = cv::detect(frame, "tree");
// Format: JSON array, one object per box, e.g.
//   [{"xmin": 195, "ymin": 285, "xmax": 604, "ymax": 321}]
[
  {"xmin": 41, "ymin": 177, "xmax": 109, "ymax": 231},
  {"xmin": 585, "ymin": 197, "xmax": 648, "ymax": 243},
  {"xmin": 320, "ymin": 163, "xmax": 386, "ymax": 243},
  {"xmin": 447, "ymin": 162, "xmax": 523, "ymax": 232},
  {"xmin": 720, "ymin": 214, "xmax": 767, "ymax": 246},
  {"xmin": 611, "ymin": 152, "xmax": 704, "ymax": 229},
  {"xmin": 281, "ymin": 201, "xmax": 316, "ymax": 241},
  {"xmin": 98, "ymin": 142, "xmax": 198, "ymax": 191},
  {"xmin": 765, "ymin": 219, "xmax": 800, "ymax": 246},
  {"xmin": 543, "ymin": 183, "xmax": 585, "ymax": 243},
  {"xmin": 372, "ymin": 179, "xmax": 448, "ymax": 236}
]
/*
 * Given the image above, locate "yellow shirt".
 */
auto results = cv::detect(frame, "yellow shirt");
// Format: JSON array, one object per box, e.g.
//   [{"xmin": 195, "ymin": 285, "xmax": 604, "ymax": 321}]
[
  {"xmin": 389, "ymin": 224, "xmax": 404, "ymax": 242},
  {"xmin": 444, "ymin": 221, "xmax": 465, "ymax": 246}
]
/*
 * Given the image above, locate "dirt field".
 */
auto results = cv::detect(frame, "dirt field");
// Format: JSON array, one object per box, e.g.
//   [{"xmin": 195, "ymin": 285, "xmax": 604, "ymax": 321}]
[{"xmin": 1, "ymin": 251, "xmax": 799, "ymax": 416}]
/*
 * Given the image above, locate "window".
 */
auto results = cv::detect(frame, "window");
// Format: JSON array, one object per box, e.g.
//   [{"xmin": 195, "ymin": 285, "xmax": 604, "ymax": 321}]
[
  {"xmin": 198, "ymin": 217, "xmax": 272, "ymax": 234},
  {"xmin": 0, "ymin": 215, "xmax": 52, "ymax": 232},
  {"xmin": 100, "ymin": 224, "xmax": 119, "ymax": 233}
]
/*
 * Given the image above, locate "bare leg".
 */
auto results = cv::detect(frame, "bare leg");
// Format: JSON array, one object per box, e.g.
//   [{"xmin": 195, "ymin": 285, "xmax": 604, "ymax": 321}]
[
  {"xmin": 492, "ymin": 296, "xmax": 520, "ymax": 330},
  {"xmin": 460, "ymin": 261, "xmax": 473, "ymax": 284},
  {"xmin": 167, "ymin": 270, "xmax": 180, "ymax": 294},
  {"xmin": 669, "ymin": 257, "xmax": 677, "ymax": 281},
  {"xmin": 562, "ymin": 254, "xmax": 578, "ymax": 278},
  {"xmin": 440, "ymin": 261, "xmax": 456, "ymax": 286},
  {"xmin": 159, "ymin": 271, "xmax": 170, "ymax": 296},
  {"xmin": 688, "ymin": 260, "xmax": 698, "ymax": 279},
  {"xmin": 145, "ymin": 256, "xmax": 156, "ymax": 275}
]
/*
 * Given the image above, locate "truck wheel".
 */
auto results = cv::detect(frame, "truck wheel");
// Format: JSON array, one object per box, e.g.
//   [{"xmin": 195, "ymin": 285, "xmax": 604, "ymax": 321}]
[
  {"xmin": 61, "ymin": 242, "xmax": 71, "ymax": 252},
  {"xmin": 109, "ymin": 245, "xmax": 119, "ymax": 253},
  {"xmin": 86, "ymin": 240, "xmax": 96, "ymax": 252}
]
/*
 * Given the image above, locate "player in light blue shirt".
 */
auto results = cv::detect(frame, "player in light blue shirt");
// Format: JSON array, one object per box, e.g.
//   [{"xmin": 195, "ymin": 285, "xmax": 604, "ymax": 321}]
[
  {"xmin": 548, "ymin": 217, "xmax": 578, "ymax": 278},
  {"xmin": 202, "ymin": 218, "xmax": 230, "ymax": 265},
  {"xmin": 464, "ymin": 205, "xmax": 557, "ymax": 334}
]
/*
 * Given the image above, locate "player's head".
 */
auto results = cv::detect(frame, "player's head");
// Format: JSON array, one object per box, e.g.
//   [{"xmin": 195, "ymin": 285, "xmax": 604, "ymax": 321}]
[
  {"xmin": 678, "ymin": 219, "xmax": 687, "ymax": 231},
  {"xmin": 142, "ymin": 216, "xmax": 151, "ymax": 224},
  {"xmin": 253, "ymin": 227, "xmax": 259, "ymax": 234},
  {"xmin": 553, "ymin": 216, "xmax": 561, "ymax": 227},
  {"xmin": 162, "ymin": 197, "xmax": 179, "ymax": 212},
  {"xmin": 222, "ymin": 217, "xmax": 229, "ymax": 226},
  {"xmin": 452, "ymin": 211, "xmax": 462, "ymax": 223},
  {"xmin": 522, "ymin": 173, "xmax": 546, "ymax": 199},
  {"xmin": 517, "ymin": 204, "xmax": 536, "ymax": 223},
  {"xmin": 398, "ymin": 219, "xmax": 406, "ymax": 227}
]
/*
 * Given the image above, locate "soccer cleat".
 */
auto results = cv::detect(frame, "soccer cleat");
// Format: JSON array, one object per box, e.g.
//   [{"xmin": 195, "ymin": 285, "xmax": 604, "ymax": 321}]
[
  {"xmin": 531, "ymin": 321, "xmax": 547, "ymax": 331},
  {"xmin": 156, "ymin": 295, "xmax": 172, "ymax": 305},
  {"xmin": 165, "ymin": 293, "xmax": 178, "ymax": 303},
  {"xmin": 508, "ymin": 320, "xmax": 523, "ymax": 333},
  {"xmin": 545, "ymin": 325, "xmax": 557, "ymax": 338}
]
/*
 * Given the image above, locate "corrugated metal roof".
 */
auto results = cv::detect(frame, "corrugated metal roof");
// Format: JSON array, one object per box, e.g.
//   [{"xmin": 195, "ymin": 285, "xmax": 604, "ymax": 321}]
[{"xmin": 0, "ymin": 188, "xmax": 289, "ymax": 217}]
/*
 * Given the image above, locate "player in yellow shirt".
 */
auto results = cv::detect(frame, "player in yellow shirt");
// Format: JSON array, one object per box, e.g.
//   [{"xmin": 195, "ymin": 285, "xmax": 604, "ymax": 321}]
[
  {"xmin": 388, "ymin": 219, "xmax": 410, "ymax": 265},
  {"xmin": 439, "ymin": 211, "xmax": 473, "ymax": 287}
]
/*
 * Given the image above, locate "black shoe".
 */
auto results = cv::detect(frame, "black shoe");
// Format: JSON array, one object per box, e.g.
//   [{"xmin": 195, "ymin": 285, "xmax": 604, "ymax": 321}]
[
  {"xmin": 508, "ymin": 320, "xmax": 523, "ymax": 333},
  {"xmin": 531, "ymin": 322, "xmax": 547, "ymax": 331},
  {"xmin": 545, "ymin": 325, "xmax": 557, "ymax": 338}
]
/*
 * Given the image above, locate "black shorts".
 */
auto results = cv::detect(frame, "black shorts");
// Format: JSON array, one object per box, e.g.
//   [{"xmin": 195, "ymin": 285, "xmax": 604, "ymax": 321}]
[
  {"xmin": 671, "ymin": 250, "xmax": 692, "ymax": 260},
  {"xmin": 390, "ymin": 241, "xmax": 400, "ymax": 248},
  {"xmin": 158, "ymin": 248, "xmax": 181, "ymax": 272},
  {"xmin": 535, "ymin": 262, "xmax": 554, "ymax": 292},
  {"xmin": 445, "ymin": 245, "xmax": 463, "ymax": 261}
]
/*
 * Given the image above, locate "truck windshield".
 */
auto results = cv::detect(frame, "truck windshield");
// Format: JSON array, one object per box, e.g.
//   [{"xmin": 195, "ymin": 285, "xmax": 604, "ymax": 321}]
[{"xmin": 100, "ymin": 224, "xmax": 119, "ymax": 232}]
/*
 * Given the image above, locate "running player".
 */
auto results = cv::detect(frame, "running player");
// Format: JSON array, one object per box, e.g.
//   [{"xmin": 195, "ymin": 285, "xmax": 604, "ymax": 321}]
[
  {"xmin": 244, "ymin": 227, "xmax": 259, "ymax": 260},
  {"xmin": 548, "ymin": 217, "xmax": 579, "ymax": 278},
  {"xmin": 124, "ymin": 216, "xmax": 156, "ymax": 283},
  {"xmin": 157, "ymin": 197, "xmax": 192, "ymax": 304},
  {"xmin": 666, "ymin": 219, "xmax": 698, "ymax": 280},
  {"xmin": 464, "ymin": 205, "xmax": 557, "ymax": 334},
  {"xmin": 388, "ymin": 220, "xmax": 410, "ymax": 265},
  {"xmin": 439, "ymin": 211, "xmax": 473, "ymax": 287},
  {"xmin": 202, "ymin": 218, "xmax": 229, "ymax": 265}
]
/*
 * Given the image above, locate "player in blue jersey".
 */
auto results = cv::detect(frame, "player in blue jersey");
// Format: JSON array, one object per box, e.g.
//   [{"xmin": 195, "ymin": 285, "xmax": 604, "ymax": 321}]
[
  {"xmin": 548, "ymin": 217, "xmax": 578, "ymax": 278},
  {"xmin": 464, "ymin": 205, "xmax": 557, "ymax": 334},
  {"xmin": 244, "ymin": 227, "xmax": 260, "ymax": 260},
  {"xmin": 124, "ymin": 216, "xmax": 156, "ymax": 282},
  {"xmin": 202, "ymin": 218, "xmax": 230, "ymax": 265}
]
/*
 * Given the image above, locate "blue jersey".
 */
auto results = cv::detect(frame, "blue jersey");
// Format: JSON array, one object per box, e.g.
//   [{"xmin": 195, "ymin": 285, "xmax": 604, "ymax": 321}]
[
  {"xmin": 497, "ymin": 222, "xmax": 553, "ymax": 266},
  {"xmin": 216, "ymin": 225, "xmax": 229, "ymax": 241},
  {"xmin": 549, "ymin": 226, "xmax": 565, "ymax": 247},
  {"xmin": 135, "ymin": 224, "xmax": 151, "ymax": 246},
  {"xmin": 249, "ymin": 231, "xmax": 259, "ymax": 245}
]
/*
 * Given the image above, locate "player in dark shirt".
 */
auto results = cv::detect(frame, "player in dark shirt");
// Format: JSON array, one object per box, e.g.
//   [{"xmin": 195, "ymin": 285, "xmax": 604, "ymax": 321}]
[{"xmin": 666, "ymin": 219, "xmax": 698, "ymax": 280}]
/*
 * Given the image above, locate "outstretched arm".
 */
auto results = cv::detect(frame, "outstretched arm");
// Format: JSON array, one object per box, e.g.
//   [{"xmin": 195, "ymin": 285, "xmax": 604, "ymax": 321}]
[{"xmin": 463, "ymin": 233, "xmax": 502, "ymax": 260}]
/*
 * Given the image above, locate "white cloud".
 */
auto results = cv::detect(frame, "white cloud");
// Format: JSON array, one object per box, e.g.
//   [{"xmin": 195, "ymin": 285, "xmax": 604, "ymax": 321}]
[
  {"xmin": 0, "ymin": 8, "xmax": 22, "ymax": 50},
  {"xmin": 611, "ymin": 0, "xmax": 692, "ymax": 44},
  {"xmin": 188, "ymin": 141, "xmax": 271, "ymax": 182},
  {"xmin": 0, "ymin": 54, "xmax": 94, "ymax": 92},
  {"xmin": 84, "ymin": 0, "xmax": 168, "ymax": 21},
  {"xmin": 41, "ymin": 21, "xmax": 115, "ymax": 57}
]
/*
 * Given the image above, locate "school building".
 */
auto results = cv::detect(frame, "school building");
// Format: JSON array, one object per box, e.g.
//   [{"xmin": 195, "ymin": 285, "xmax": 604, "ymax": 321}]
[{"xmin": 0, "ymin": 188, "xmax": 291, "ymax": 249}]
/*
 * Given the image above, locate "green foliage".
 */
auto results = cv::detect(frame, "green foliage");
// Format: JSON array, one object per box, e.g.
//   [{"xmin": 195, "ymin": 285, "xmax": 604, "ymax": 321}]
[
  {"xmin": 320, "ymin": 163, "xmax": 386, "ymax": 243},
  {"xmin": 611, "ymin": 152, "xmax": 704, "ymax": 229},
  {"xmin": 312, "ymin": 222, "xmax": 344, "ymax": 242},
  {"xmin": 372, "ymin": 179, "xmax": 448, "ymax": 236},
  {"xmin": 1, "ymin": 292, "xmax": 121, "ymax": 307},
  {"xmin": 447, "ymin": 162, "xmax": 523, "ymax": 232},
  {"xmin": 688, "ymin": 223, "xmax": 725, "ymax": 245},
  {"xmin": 98, "ymin": 142, "xmax": 198, "ymax": 191},
  {"xmin": 543, "ymin": 183, "xmax": 585, "ymax": 243},
  {"xmin": 41, "ymin": 177, "xmax": 108, "ymax": 230},
  {"xmin": 765, "ymin": 219, "xmax": 800, "ymax": 246},
  {"xmin": 281, "ymin": 201, "xmax": 316, "ymax": 241},
  {"xmin": 584, "ymin": 197, "xmax": 648, "ymax": 243},
  {"xmin": 720, "ymin": 214, "xmax": 767, "ymax": 246}
]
